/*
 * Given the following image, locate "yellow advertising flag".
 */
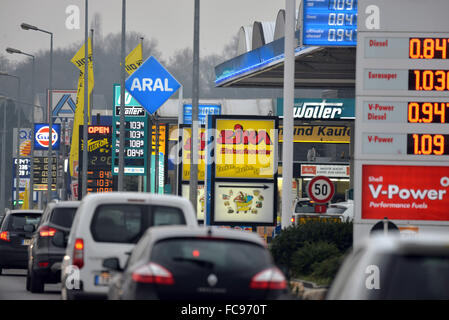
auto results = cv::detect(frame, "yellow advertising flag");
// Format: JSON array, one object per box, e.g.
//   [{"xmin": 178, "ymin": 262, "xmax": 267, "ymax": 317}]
[
  {"xmin": 69, "ymin": 74, "xmax": 85, "ymax": 178},
  {"xmin": 69, "ymin": 38, "xmax": 95, "ymax": 179},
  {"xmin": 22, "ymin": 182, "xmax": 29, "ymax": 209},
  {"xmin": 125, "ymin": 43, "xmax": 143, "ymax": 75},
  {"xmin": 71, "ymin": 38, "xmax": 94, "ymax": 90}
]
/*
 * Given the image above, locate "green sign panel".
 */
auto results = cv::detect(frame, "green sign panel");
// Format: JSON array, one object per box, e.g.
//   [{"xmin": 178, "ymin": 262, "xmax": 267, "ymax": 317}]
[{"xmin": 112, "ymin": 84, "xmax": 148, "ymax": 176}]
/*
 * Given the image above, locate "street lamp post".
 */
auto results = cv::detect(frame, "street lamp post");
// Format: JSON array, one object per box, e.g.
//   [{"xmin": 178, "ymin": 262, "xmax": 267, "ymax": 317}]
[
  {"xmin": 0, "ymin": 98, "xmax": 7, "ymax": 213},
  {"xmin": 21, "ymin": 23, "xmax": 54, "ymax": 205},
  {"xmin": 6, "ymin": 48, "xmax": 35, "ymax": 208},
  {"xmin": 0, "ymin": 72, "xmax": 21, "ymax": 209}
]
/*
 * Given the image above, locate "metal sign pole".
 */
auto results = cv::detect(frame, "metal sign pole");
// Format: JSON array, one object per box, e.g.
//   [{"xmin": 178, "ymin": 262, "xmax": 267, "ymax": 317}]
[
  {"xmin": 0, "ymin": 100, "xmax": 7, "ymax": 211},
  {"xmin": 15, "ymin": 79, "xmax": 21, "ymax": 208},
  {"xmin": 118, "ymin": 0, "xmax": 126, "ymax": 191},
  {"xmin": 82, "ymin": 0, "xmax": 89, "ymax": 198},
  {"xmin": 189, "ymin": 0, "xmax": 200, "ymax": 212},
  {"xmin": 155, "ymin": 115, "xmax": 160, "ymax": 193},
  {"xmin": 281, "ymin": 0, "xmax": 296, "ymax": 229}
]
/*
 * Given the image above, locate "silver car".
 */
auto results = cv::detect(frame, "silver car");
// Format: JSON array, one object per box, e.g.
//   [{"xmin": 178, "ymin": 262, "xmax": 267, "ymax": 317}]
[{"xmin": 327, "ymin": 233, "xmax": 449, "ymax": 300}]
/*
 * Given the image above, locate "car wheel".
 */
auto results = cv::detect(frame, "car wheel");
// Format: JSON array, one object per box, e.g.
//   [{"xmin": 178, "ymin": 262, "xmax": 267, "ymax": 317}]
[
  {"xmin": 0, "ymin": 268, "xmax": 2, "ymax": 275},
  {"xmin": 61, "ymin": 287, "xmax": 67, "ymax": 300},
  {"xmin": 30, "ymin": 271, "xmax": 44, "ymax": 293},
  {"xmin": 26, "ymin": 271, "xmax": 31, "ymax": 291},
  {"xmin": 62, "ymin": 287, "xmax": 78, "ymax": 300}
]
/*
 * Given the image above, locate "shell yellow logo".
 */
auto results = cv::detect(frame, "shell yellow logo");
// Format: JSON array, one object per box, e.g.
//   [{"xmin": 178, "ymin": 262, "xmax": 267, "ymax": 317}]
[{"xmin": 20, "ymin": 140, "xmax": 31, "ymax": 156}]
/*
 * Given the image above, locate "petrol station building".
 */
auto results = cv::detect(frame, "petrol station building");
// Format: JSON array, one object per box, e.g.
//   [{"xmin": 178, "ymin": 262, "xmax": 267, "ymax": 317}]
[{"xmin": 214, "ymin": 7, "xmax": 356, "ymax": 207}]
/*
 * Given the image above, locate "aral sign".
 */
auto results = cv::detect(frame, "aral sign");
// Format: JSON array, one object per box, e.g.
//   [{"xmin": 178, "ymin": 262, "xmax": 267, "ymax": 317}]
[{"xmin": 125, "ymin": 56, "xmax": 180, "ymax": 115}]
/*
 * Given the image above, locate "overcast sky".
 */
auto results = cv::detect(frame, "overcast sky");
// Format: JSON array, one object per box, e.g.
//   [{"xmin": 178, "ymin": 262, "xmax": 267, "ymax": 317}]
[{"xmin": 1, "ymin": 0, "xmax": 286, "ymax": 63}]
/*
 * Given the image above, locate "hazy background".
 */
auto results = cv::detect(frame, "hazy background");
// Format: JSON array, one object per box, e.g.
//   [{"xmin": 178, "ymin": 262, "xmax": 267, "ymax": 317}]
[
  {"xmin": 0, "ymin": 0, "xmax": 294, "ymax": 105},
  {"xmin": 1, "ymin": 0, "xmax": 286, "ymax": 62}
]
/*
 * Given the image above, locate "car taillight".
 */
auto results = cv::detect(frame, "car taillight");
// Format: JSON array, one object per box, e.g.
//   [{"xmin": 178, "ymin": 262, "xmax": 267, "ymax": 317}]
[
  {"xmin": 250, "ymin": 267, "xmax": 287, "ymax": 290},
  {"xmin": 291, "ymin": 216, "xmax": 296, "ymax": 224},
  {"xmin": 73, "ymin": 238, "xmax": 84, "ymax": 269},
  {"xmin": 39, "ymin": 226, "xmax": 57, "ymax": 237},
  {"xmin": 132, "ymin": 262, "xmax": 174, "ymax": 285},
  {"xmin": 0, "ymin": 231, "xmax": 10, "ymax": 242}
]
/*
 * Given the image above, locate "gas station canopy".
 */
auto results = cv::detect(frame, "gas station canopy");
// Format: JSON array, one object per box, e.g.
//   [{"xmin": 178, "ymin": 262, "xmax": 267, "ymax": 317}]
[{"xmin": 214, "ymin": 36, "xmax": 356, "ymax": 89}]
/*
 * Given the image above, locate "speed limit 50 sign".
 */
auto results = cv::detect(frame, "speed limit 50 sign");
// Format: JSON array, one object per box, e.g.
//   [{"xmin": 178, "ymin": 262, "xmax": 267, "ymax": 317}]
[{"xmin": 307, "ymin": 175, "xmax": 335, "ymax": 204}]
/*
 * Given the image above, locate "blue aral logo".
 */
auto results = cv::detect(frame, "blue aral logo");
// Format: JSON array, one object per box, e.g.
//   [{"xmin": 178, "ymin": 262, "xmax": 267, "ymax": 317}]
[{"xmin": 125, "ymin": 56, "xmax": 181, "ymax": 115}]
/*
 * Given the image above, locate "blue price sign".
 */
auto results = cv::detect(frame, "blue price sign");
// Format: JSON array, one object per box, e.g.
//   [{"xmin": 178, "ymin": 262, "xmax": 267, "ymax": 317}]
[
  {"xmin": 183, "ymin": 104, "xmax": 221, "ymax": 125},
  {"xmin": 303, "ymin": 0, "xmax": 357, "ymax": 46}
]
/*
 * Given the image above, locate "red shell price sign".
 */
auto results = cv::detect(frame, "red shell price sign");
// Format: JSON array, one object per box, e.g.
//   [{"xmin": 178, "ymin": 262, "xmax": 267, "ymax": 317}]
[{"xmin": 362, "ymin": 165, "xmax": 449, "ymax": 221}]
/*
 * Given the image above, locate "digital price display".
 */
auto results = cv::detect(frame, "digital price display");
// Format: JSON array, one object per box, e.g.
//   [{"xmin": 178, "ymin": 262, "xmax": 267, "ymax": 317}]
[
  {"xmin": 32, "ymin": 157, "xmax": 57, "ymax": 190},
  {"xmin": 13, "ymin": 158, "xmax": 31, "ymax": 178},
  {"xmin": 409, "ymin": 38, "xmax": 449, "ymax": 59},
  {"xmin": 407, "ymin": 102, "xmax": 449, "ymax": 123},
  {"xmin": 112, "ymin": 114, "xmax": 148, "ymax": 175},
  {"xmin": 79, "ymin": 125, "xmax": 114, "ymax": 197},
  {"xmin": 87, "ymin": 169, "xmax": 114, "ymax": 193},
  {"xmin": 408, "ymin": 70, "xmax": 449, "ymax": 91},
  {"xmin": 302, "ymin": 0, "xmax": 357, "ymax": 46},
  {"xmin": 407, "ymin": 134, "xmax": 449, "ymax": 155}
]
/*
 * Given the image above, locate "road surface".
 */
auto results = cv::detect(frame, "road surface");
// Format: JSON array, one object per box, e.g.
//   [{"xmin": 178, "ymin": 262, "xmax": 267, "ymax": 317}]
[{"xmin": 0, "ymin": 269, "xmax": 61, "ymax": 300}]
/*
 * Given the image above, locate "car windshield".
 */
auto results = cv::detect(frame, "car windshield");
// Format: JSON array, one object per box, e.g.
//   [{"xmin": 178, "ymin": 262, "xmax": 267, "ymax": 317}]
[
  {"xmin": 382, "ymin": 254, "xmax": 449, "ymax": 299},
  {"xmin": 151, "ymin": 238, "xmax": 271, "ymax": 274},
  {"xmin": 295, "ymin": 201, "xmax": 314, "ymax": 213},
  {"xmin": 50, "ymin": 207, "xmax": 78, "ymax": 228},
  {"xmin": 90, "ymin": 204, "xmax": 186, "ymax": 243},
  {"xmin": 6, "ymin": 213, "xmax": 41, "ymax": 232}
]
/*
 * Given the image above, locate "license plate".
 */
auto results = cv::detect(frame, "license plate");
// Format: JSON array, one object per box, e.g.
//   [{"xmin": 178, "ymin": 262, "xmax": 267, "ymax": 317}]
[
  {"xmin": 94, "ymin": 272, "xmax": 111, "ymax": 286},
  {"xmin": 22, "ymin": 239, "xmax": 31, "ymax": 246}
]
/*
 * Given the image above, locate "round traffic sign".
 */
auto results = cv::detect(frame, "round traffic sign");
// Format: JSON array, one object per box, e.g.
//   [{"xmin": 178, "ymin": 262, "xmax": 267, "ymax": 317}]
[{"xmin": 307, "ymin": 175, "xmax": 335, "ymax": 204}]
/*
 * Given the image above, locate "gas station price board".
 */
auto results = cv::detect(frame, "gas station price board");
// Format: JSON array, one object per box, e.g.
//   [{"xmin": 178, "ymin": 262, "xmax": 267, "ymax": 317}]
[
  {"xmin": 302, "ymin": 0, "xmax": 358, "ymax": 46},
  {"xmin": 79, "ymin": 125, "xmax": 114, "ymax": 198},
  {"xmin": 354, "ymin": 0, "xmax": 449, "ymax": 242},
  {"xmin": 112, "ymin": 84, "xmax": 148, "ymax": 176}
]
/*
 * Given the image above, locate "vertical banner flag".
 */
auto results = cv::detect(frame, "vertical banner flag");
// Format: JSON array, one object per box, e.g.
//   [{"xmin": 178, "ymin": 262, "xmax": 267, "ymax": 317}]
[
  {"xmin": 22, "ymin": 182, "xmax": 30, "ymax": 209},
  {"xmin": 125, "ymin": 43, "xmax": 143, "ymax": 75},
  {"xmin": 69, "ymin": 38, "xmax": 94, "ymax": 178}
]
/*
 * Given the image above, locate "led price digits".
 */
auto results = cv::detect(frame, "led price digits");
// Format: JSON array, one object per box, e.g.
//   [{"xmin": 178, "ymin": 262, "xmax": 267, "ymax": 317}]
[
  {"xmin": 409, "ymin": 70, "xmax": 449, "ymax": 91},
  {"xmin": 408, "ymin": 102, "xmax": 449, "ymax": 123},
  {"xmin": 407, "ymin": 134, "xmax": 449, "ymax": 155},
  {"xmin": 409, "ymin": 38, "xmax": 449, "ymax": 59},
  {"xmin": 328, "ymin": 0, "xmax": 355, "ymax": 10}
]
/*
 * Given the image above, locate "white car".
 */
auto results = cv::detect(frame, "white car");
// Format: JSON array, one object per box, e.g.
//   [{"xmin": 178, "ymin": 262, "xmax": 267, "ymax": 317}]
[
  {"xmin": 326, "ymin": 200, "xmax": 354, "ymax": 222},
  {"xmin": 60, "ymin": 192, "xmax": 198, "ymax": 300},
  {"xmin": 327, "ymin": 232, "xmax": 449, "ymax": 300}
]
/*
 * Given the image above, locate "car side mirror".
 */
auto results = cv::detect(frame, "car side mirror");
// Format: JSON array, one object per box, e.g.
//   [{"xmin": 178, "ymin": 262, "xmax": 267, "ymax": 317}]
[
  {"xmin": 103, "ymin": 257, "xmax": 123, "ymax": 272},
  {"xmin": 24, "ymin": 224, "xmax": 35, "ymax": 233},
  {"xmin": 52, "ymin": 231, "xmax": 65, "ymax": 247}
]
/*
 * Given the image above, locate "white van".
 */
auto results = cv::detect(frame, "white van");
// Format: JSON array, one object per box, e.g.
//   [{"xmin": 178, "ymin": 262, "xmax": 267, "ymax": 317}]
[{"xmin": 60, "ymin": 192, "xmax": 197, "ymax": 300}]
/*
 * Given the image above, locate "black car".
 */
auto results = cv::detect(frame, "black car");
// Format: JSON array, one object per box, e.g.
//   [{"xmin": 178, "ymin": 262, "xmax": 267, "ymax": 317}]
[
  {"xmin": 104, "ymin": 225, "xmax": 288, "ymax": 300},
  {"xmin": 0, "ymin": 210, "xmax": 43, "ymax": 274},
  {"xmin": 27, "ymin": 201, "xmax": 80, "ymax": 293}
]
